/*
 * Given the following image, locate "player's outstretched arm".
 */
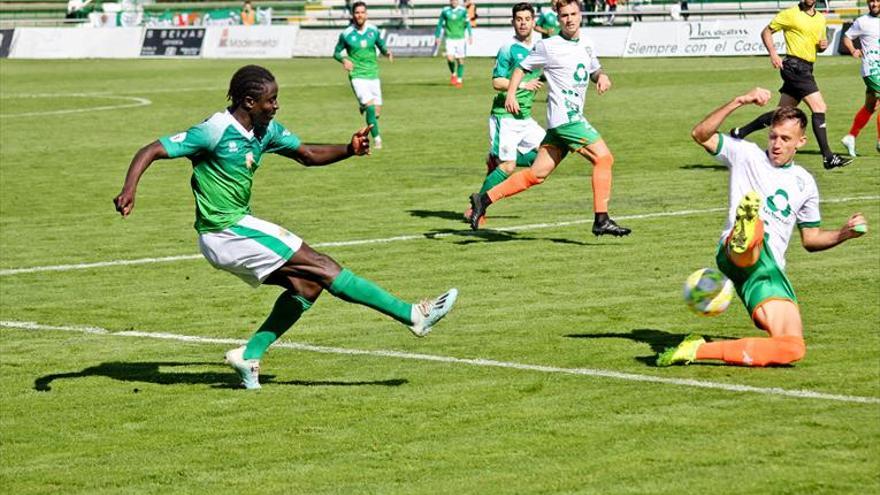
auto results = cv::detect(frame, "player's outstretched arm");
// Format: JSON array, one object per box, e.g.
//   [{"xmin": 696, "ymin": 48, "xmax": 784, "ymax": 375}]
[
  {"xmin": 800, "ymin": 213, "xmax": 868, "ymax": 252},
  {"xmin": 691, "ymin": 87, "xmax": 771, "ymax": 153},
  {"xmin": 280, "ymin": 126, "xmax": 372, "ymax": 166},
  {"xmin": 113, "ymin": 140, "xmax": 169, "ymax": 217}
]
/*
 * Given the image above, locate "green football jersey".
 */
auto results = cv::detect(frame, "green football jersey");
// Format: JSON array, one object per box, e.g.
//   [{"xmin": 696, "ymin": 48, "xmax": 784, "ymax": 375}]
[
  {"xmin": 333, "ymin": 24, "xmax": 388, "ymax": 80},
  {"xmin": 491, "ymin": 37, "xmax": 541, "ymax": 119},
  {"xmin": 536, "ymin": 11, "xmax": 559, "ymax": 38},
  {"xmin": 159, "ymin": 111, "xmax": 302, "ymax": 233},
  {"xmin": 434, "ymin": 6, "xmax": 472, "ymax": 40}
]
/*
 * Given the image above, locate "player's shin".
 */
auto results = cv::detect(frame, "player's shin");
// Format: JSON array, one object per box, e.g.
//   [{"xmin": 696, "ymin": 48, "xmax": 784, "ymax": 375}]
[
  {"xmin": 811, "ymin": 112, "xmax": 833, "ymax": 158},
  {"xmin": 243, "ymin": 291, "xmax": 313, "ymax": 360},
  {"xmin": 487, "ymin": 168, "xmax": 543, "ymax": 203},
  {"xmin": 479, "ymin": 167, "xmax": 510, "ymax": 195},
  {"xmin": 365, "ymin": 105, "xmax": 380, "ymax": 137},
  {"xmin": 849, "ymin": 106, "xmax": 872, "ymax": 137},
  {"xmin": 734, "ymin": 111, "xmax": 774, "ymax": 138},
  {"xmin": 456, "ymin": 62, "xmax": 464, "ymax": 81},
  {"xmin": 328, "ymin": 268, "xmax": 413, "ymax": 324},
  {"xmin": 695, "ymin": 336, "xmax": 805, "ymax": 366},
  {"xmin": 591, "ymin": 154, "xmax": 614, "ymax": 214}
]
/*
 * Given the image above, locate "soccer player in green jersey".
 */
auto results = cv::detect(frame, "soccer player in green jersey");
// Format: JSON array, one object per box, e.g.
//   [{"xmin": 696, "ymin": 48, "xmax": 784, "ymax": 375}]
[
  {"xmin": 465, "ymin": 2, "xmax": 545, "ymax": 226},
  {"xmin": 113, "ymin": 65, "xmax": 457, "ymax": 390},
  {"xmin": 435, "ymin": 0, "xmax": 473, "ymax": 87},
  {"xmin": 334, "ymin": 2, "xmax": 393, "ymax": 150},
  {"xmin": 534, "ymin": 0, "xmax": 560, "ymax": 39}
]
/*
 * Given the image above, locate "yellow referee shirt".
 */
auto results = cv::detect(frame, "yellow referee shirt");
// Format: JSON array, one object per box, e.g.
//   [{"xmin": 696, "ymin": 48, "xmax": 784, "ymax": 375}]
[{"xmin": 769, "ymin": 5, "xmax": 827, "ymax": 63}]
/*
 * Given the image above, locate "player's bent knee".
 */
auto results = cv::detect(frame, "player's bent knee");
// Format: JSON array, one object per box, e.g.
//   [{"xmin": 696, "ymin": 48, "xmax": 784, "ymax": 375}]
[{"xmin": 593, "ymin": 153, "xmax": 614, "ymax": 168}]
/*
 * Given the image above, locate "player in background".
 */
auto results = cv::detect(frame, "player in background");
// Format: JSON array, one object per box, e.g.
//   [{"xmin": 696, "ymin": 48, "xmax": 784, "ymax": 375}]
[
  {"xmin": 840, "ymin": 0, "xmax": 879, "ymax": 157},
  {"xmin": 657, "ymin": 88, "xmax": 867, "ymax": 367},
  {"xmin": 435, "ymin": 0, "xmax": 473, "ymax": 87},
  {"xmin": 465, "ymin": 2, "xmax": 545, "ymax": 226},
  {"xmin": 334, "ymin": 2, "xmax": 392, "ymax": 150},
  {"xmin": 534, "ymin": 0, "xmax": 560, "ymax": 38},
  {"xmin": 113, "ymin": 65, "xmax": 457, "ymax": 390},
  {"xmin": 729, "ymin": 0, "xmax": 853, "ymax": 170},
  {"xmin": 467, "ymin": 0, "xmax": 631, "ymax": 237}
]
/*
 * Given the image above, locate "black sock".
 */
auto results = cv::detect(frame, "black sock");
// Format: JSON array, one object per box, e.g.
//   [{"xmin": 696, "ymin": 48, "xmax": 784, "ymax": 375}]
[
  {"xmin": 811, "ymin": 112, "xmax": 832, "ymax": 158},
  {"xmin": 594, "ymin": 212, "xmax": 609, "ymax": 224},
  {"xmin": 736, "ymin": 111, "xmax": 774, "ymax": 138}
]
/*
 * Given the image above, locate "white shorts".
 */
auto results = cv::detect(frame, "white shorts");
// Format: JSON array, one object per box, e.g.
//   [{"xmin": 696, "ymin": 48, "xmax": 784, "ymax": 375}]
[
  {"xmin": 488, "ymin": 115, "xmax": 545, "ymax": 162},
  {"xmin": 198, "ymin": 215, "xmax": 303, "ymax": 288},
  {"xmin": 350, "ymin": 78, "xmax": 382, "ymax": 106},
  {"xmin": 445, "ymin": 38, "xmax": 467, "ymax": 59}
]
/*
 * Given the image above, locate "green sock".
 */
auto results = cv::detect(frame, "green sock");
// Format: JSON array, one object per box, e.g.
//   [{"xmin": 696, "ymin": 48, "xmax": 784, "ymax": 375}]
[
  {"xmin": 479, "ymin": 167, "xmax": 510, "ymax": 195},
  {"xmin": 243, "ymin": 291, "xmax": 312, "ymax": 360},
  {"xmin": 328, "ymin": 268, "xmax": 412, "ymax": 324},
  {"xmin": 456, "ymin": 62, "xmax": 464, "ymax": 80},
  {"xmin": 516, "ymin": 150, "xmax": 537, "ymax": 167},
  {"xmin": 365, "ymin": 105, "xmax": 380, "ymax": 137},
  {"xmin": 447, "ymin": 60, "xmax": 455, "ymax": 74}
]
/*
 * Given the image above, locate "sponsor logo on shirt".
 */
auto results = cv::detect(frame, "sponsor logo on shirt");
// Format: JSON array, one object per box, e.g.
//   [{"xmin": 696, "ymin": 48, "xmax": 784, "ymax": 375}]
[
  {"xmin": 765, "ymin": 188, "xmax": 792, "ymax": 220},
  {"xmin": 229, "ymin": 141, "xmax": 238, "ymax": 152},
  {"xmin": 245, "ymin": 152, "xmax": 254, "ymax": 170}
]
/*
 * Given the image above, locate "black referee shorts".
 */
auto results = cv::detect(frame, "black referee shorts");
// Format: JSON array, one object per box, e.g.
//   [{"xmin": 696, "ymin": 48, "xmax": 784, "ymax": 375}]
[{"xmin": 779, "ymin": 56, "xmax": 819, "ymax": 101}]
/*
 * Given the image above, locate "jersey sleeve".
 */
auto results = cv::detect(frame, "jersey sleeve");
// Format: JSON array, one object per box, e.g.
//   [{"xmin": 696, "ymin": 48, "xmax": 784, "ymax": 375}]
[
  {"xmin": 519, "ymin": 40, "xmax": 548, "ymax": 72},
  {"xmin": 434, "ymin": 9, "xmax": 447, "ymax": 38},
  {"xmin": 159, "ymin": 121, "xmax": 217, "ymax": 159},
  {"xmin": 587, "ymin": 40, "xmax": 602, "ymax": 73},
  {"xmin": 768, "ymin": 9, "xmax": 791, "ymax": 33},
  {"xmin": 492, "ymin": 45, "xmax": 512, "ymax": 78},
  {"xmin": 264, "ymin": 120, "xmax": 302, "ymax": 155},
  {"xmin": 375, "ymin": 28, "xmax": 389, "ymax": 54},
  {"xmin": 796, "ymin": 176, "xmax": 822, "ymax": 228},
  {"xmin": 333, "ymin": 32, "xmax": 347, "ymax": 62},
  {"xmin": 845, "ymin": 18, "xmax": 863, "ymax": 40},
  {"xmin": 712, "ymin": 133, "xmax": 748, "ymax": 167}
]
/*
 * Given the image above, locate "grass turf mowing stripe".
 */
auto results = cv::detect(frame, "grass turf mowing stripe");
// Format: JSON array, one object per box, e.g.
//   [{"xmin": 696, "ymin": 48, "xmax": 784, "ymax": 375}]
[
  {"xmin": 2, "ymin": 320, "xmax": 878, "ymax": 405},
  {"xmin": 2, "ymin": 195, "xmax": 876, "ymax": 277}
]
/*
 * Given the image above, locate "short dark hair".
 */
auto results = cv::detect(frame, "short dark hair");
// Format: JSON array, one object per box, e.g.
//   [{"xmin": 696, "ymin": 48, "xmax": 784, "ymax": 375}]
[
  {"xmin": 227, "ymin": 65, "xmax": 275, "ymax": 108},
  {"xmin": 772, "ymin": 106, "xmax": 808, "ymax": 130},
  {"xmin": 351, "ymin": 1, "xmax": 366, "ymax": 13},
  {"xmin": 512, "ymin": 2, "xmax": 535, "ymax": 16},
  {"xmin": 556, "ymin": 0, "xmax": 581, "ymax": 9}
]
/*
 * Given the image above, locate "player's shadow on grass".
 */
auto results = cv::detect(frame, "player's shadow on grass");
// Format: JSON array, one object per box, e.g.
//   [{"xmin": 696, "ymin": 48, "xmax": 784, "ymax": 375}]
[
  {"xmin": 565, "ymin": 329, "xmax": 738, "ymax": 367},
  {"xmin": 680, "ymin": 163, "xmax": 727, "ymax": 171},
  {"xmin": 421, "ymin": 227, "xmax": 594, "ymax": 246},
  {"xmin": 407, "ymin": 209, "xmax": 519, "ymax": 222},
  {"xmin": 33, "ymin": 362, "xmax": 407, "ymax": 391}
]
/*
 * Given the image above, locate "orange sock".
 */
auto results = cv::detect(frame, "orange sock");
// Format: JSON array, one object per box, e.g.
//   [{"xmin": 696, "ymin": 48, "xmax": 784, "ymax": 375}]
[
  {"xmin": 696, "ymin": 335, "xmax": 805, "ymax": 366},
  {"xmin": 487, "ymin": 168, "xmax": 543, "ymax": 203},
  {"xmin": 591, "ymin": 154, "xmax": 614, "ymax": 213}
]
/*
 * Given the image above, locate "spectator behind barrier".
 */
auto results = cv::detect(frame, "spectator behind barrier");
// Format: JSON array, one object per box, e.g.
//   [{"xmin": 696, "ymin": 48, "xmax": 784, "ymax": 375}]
[{"xmin": 242, "ymin": 0, "xmax": 256, "ymax": 25}]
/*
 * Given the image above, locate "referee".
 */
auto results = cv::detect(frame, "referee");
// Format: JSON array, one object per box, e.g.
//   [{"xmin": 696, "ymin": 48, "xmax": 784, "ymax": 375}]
[{"xmin": 730, "ymin": 0, "xmax": 853, "ymax": 169}]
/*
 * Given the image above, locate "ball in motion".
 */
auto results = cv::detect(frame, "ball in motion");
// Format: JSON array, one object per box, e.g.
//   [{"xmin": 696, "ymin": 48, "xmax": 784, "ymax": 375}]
[{"xmin": 683, "ymin": 268, "xmax": 734, "ymax": 316}]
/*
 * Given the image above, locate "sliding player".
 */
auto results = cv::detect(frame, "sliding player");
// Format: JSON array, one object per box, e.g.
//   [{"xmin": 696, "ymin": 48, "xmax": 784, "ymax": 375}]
[{"xmin": 657, "ymin": 88, "xmax": 867, "ymax": 367}]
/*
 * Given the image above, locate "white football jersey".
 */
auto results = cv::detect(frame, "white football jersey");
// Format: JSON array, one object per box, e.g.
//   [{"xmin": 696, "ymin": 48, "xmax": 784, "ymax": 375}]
[
  {"xmin": 845, "ymin": 14, "xmax": 880, "ymax": 78},
  {"xmin": 518, "ymin": 33, "xmax": 601, "ymax": 130},
  {"xmin": 715, "ymin": 136, "xmax": 821, "ymax": 270}
]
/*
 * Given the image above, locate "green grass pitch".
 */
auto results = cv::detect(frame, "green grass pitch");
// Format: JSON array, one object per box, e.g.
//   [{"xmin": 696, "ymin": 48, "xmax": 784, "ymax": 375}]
[{"xmin": 1, "ymin": 55, "xmax": 878, "ymax": 494}]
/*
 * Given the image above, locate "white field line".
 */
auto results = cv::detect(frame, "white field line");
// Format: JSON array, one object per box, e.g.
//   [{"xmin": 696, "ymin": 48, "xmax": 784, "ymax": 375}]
[
  {"xmin": 2, "ymin": 195, "xmax": 877, "ymax": 277},
  {"xmin": 0, "ymin": 94, "xmax": 152, "ymax": 118},
  {"xmin": 2, "ymin": 320, "xmax": 878, "ymax": 404}
]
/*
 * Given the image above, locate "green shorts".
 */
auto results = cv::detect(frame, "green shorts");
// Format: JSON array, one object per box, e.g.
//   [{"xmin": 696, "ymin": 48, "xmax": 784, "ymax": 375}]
[
  {"xmin": 864, "ymin": 75, "xmax": 880, "ymax": 96},
  {"xmin": 542, "ymin": 121, "xmax": 602, "ymax": 157},
  {"xmin": 715, "ymin": 238, "xmax": 797, "ymax": 317}
]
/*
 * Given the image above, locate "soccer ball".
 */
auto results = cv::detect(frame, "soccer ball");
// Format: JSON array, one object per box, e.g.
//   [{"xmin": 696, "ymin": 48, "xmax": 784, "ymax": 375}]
[{"xmin": 683, "ymin": 268, "xmax": 734, "ymax": 316}]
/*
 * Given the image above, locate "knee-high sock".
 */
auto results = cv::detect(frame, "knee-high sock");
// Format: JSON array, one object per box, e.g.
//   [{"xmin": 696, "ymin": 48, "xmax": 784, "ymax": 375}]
[
  {"xmin": 487, "ymin": 168, "xmax": 543, "ymax": 203},
  {"xmin": 811, "ymin": 112, "xmax": 832, "ymax": 158},
  {"xmin": 447, "ymin": 59, "xmax": 456, "ymax": 74},
  {"xmin": 736, "ymin": 111, "xmax": 774, "ymax": 138},
  {"xmin": 696, "ymin": 335, "xmax": 805, "ymax": 366},
  {"xmin": 591, "ymin": 154, "xmax": 614, "ymax": 213},
  {"xmin": 848, "ymin": 106, "xmax": 872, "ymax": 137},
  {"xmin": 456, "ymin": 61, "xmax": 464, "ymax": 80},
  {"xmin": 516, "ymin": 149, "xmax": 538, "ymax": 167},
  {"xmin": 365, "ymin": 105, "xmax": 380, "ymax": 137},
  {"xmin": 479, "ymin": 167, "xmax": 510, "ymax": 195},
  {"xmin": 243, "ymin": 291, "xmax": 312, "ymax": 360},
  {"xmin": 328, "ymin": 268, "xmax": 412, "ymax": 324}
]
